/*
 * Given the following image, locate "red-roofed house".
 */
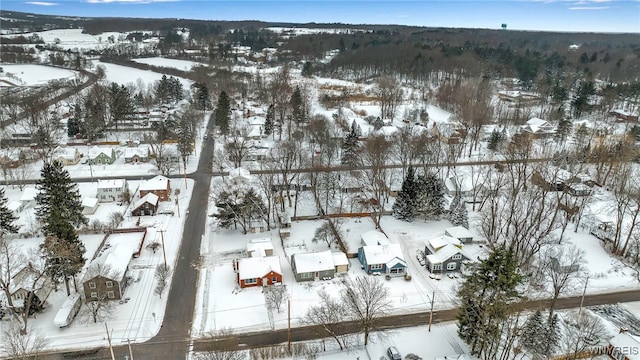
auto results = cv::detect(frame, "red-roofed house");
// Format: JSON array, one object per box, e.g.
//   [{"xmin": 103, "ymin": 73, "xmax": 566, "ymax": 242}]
[{"xmin": 139, "ymin": 175, "xmax": 171, "ymax": 201}]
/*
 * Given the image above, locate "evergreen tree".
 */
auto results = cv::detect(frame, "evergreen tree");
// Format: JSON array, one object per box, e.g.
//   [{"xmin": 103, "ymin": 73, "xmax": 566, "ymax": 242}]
[
  {"xmin": 168, "ymin": 76, "xmax": 184, "ymax": 103},
  {"xmin": 543, "ymin": 313, "xmax": 560, "ymax": 356},
  {"xmin": 341, "ymin": 121, "xmax": 360, "ymax": 166},
  {"xmin": 487, "ymin": 129, "xmax": 505, "ymax": 151},
  {"xmin": 521, "ymin": 310, "xmax": 546, "ymax": 355},
  {"xmin": 212, "ymin": 190, "xmax": 239, "ymax": 230},
  {"xmin": 301, "ymin": 62, "xmax": 313, "ymax": 77},
  {"xmin": 392, "ymin": 165, "xmax": 418, "ymax": 221},
  {"xmin": 449, "ymin": 194, "xmax": 469, "ymax": 228},
  {"xmin": 555, "ymin": 118, "xmax": 573, "ymax": 145},
  {"xmin": 290, "ymin": 86, "xmax": 306, "ymax": 124},
  {"xmin": 35, "ymin": 160, "xmax": 87, "ymax": 294},
  {"xmin": 415, "ymin": 171, "xmax": 445, "ymax": 219},
  {"xmin": 192, "ymin": 82, "xmax": 212, "ymax": 110},
  {"xmin": 264, "ymin": 103, "xmax": 275, "ymax": 136},
  {"xmin": 0, "ymin": 187, "xmax": 19, "ymax": 235},
  {"xmin": 457, "ymin": 244, "xmax": 523, "ymax": 357},
  {"xmin": 108, "ymin": 82, "xmax": 134, "ymax": 130},
  {"xmin": 215, "ymin": 91, "xmax": 231, "ymax": 135},
  {"xmin": 155, "ymin": 75, "xmax": 172, "ymax": 104}
]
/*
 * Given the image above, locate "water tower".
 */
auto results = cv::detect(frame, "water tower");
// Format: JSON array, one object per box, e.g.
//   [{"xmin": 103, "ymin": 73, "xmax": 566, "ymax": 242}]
[{"xmin": 501, "ymin": 23, "xmax": 507, "ymax": 30}]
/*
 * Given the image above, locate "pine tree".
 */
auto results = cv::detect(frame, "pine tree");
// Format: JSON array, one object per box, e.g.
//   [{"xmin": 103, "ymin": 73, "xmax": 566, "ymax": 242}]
[
  {"xmin": 521, "ymin": 310, "xmax": 546, "ymax": 355},
  {"xmin": 155, "ymin": 75, "xmax": 172, "ymax": 105},
  {"xmin": 168, "ymin": 76, "xmax": 184, "ymax": 103},
  {"xmin": 416, "ymin": 171, "xmax": 445, "ymax": 219},
  {"xmin": 0, "ymin": 187, "xmax": 19, "ymax": 235},
  {"xmin": 555, "ymin": 118, "xmax": 573, "ymax": 145},
  {"xmin": 35, "ymin": 160, "xmax": 87, "ymax": 295},
  {"xmin": 192, "ymin": 82, "xmax": 211, "ymax": 110},
  {"xmin": 449, "ymin": 194, "xmax": 469, "ymax": 228},
  {"xmin": 290, "ymin": 86, "xmax": 306, "ymax": 124},
  {"xmin": 212, "ymin": 190, "xmax": 239, "ymax": 230},
  {"xmin": 457, "ymin": 244, "xmax": 523, "ymax": 357},
  {"xmin": 341, "ymin": 121, "xmax": 360, "ymax": 166},
  {"xmin": 392, "ymin": 166, "xmax": 418, "ymax": 221},
  {"xmin": 264, "ymin": 103, "xmax": 275, "ymax": 136},
  {"xmin": 543, "ymin": 314, "xmax": 560, "ymax": 356},
  {"xmin": 215, "ymin": 91, "xmax": 231, "ymax": 135},
  {"xmin": 487, "ymin": 129, "xmax": 505, "ymax": 151}
]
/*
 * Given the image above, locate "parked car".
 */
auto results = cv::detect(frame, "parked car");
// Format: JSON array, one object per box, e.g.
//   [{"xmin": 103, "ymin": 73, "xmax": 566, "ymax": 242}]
[
  {"xmin": 416, "ymin": 249, "xmax": 426, "ymax": 266},
  {"xmin": 387, "ymin": 346, "xmax": 401, "ymax": 360}
]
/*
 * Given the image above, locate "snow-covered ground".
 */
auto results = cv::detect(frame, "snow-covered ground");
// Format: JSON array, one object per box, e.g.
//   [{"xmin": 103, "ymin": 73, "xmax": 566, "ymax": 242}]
[
  {"xmin": 132, "ymin": 57, "xmax": 207, "ymax": 71},
  {"xmin": 93, "ymin": 60, "xmax": 192, "ymax": 89},
  {"xmin": 0, "ymin": 64, "xmax": 79, "ymax": 86}
]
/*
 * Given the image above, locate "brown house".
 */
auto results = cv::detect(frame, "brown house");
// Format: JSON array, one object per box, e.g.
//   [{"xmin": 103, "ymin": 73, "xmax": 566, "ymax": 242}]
[
  {"xmin": 139, "ymin": 175, "xmax": 171, "ymax": 201},
  {"xmin": 131, "ymin": 193, "xmax": 159, "ymax": 216},
  {"xmin": 82, "ymin": 245, "xmax": 134, "ymax": 302},
  {"xmin": 235, "ymin": 256, "xmax": 282, "ymax": 288}
]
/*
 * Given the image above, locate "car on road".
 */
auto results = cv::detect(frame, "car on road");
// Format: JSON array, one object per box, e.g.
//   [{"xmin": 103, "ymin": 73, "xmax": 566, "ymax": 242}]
[
  {"xmin": 416, "ymin": 249, "xmax": 426, "ymax": 266},
  {"xmin": 387, "ymin": 346, "xmax": 401, "ymax": 360}
]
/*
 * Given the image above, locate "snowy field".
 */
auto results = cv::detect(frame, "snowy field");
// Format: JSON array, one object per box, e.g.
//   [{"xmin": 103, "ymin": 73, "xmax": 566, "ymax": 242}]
[
  {"xmin": 0, "ymin": 64, "xmax": 79, "ymax": 86},
  {"xmin": 2, "ymin": 29, "xmax": 152, "ymax": 51},
  {"xmin": 132, "ymin": 57, "xmax": 207, "ymax": 71},
  {"xmin": 93, "ymin": 60, "xmax": 192, "ymax": 89}
]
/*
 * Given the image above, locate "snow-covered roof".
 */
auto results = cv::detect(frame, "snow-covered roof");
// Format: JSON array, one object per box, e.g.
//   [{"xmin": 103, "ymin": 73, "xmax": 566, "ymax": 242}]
[
  {"xmin": 332, "ymin": 252, "xmax": 349, "ymax": 267},
  {"xmin": 20, "ymin": 187, "xmax": 37, "ymax": 202},
  {"xmin": 426, "ymin": 104, "xmax": 454, "ymax": 124},
  {"xmin": 426, "ymin": 243, "xmax": 467, "ymax": 264},
  {"xmin": 82, "ymin": 197, "xmax": 99, "ymax": 208},
  {"xmin": 360, "ymin": 230, "xmax": 389, "ymax": 246},
  {"xmin": 124, "ymin": 147, "xmax": 148, "ymax": 158},
  {"xmin": 88, "ymin": 146, "xmax": 113, "ymax": 158},
  {"xmin": 238, "ymin": 256, "xmax": 282, "ymax": 280},
  {"xmin": 139, "ymin": 175, "xmax": 169, "ymax": 191},
  {"xmin": 246, "ymin": 238, "xmax": 274, "ymax": 258},
  {"xmin": 133, "ymin": 192, "xmax": 159, "ymax": 209},
  {"xmin": 609, "ymin": 332, "xmax": 640, "ymax": 360},
  {"xmin": 7, "ymin": 200, "xmax": 22, "ymax": 212},
  {"xmin": 293, "ymin": 250, "xmax": 335, "ymax": 273},
  {"xmin": 94, "ymin": 244, "xmax": 135, "ymax": 282},
  {"xmin": 445, "ymin": 226, "xmax": 473, "ymax": 240},
  {"xmin": 425, "ymin": 235, "xmax": 462, "ymax": 252},
  {"xmin": 56, "ymin": 147, "xmax": 78, "ymax": 160},
  {"xmin": 97, "ymin": 179, "xmax": 126, "ymax": 189},
  {"xmin": 361, "ymin": 244, "xmax": 404, "ymax": 265}
]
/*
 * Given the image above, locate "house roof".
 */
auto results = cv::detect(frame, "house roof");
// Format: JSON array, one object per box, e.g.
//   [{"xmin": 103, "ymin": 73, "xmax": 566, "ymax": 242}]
[
  {"xmin": 88, "ymin": 244, "xmax": 135, "ymax": 282},
  {"xmin": 360, "ymin": 230, "xmax": 389, "ymax": 246},
  {"xmin": 331, "ymin": 252, "xmax": 349, "ymax": 267},
  {"xmin": 139, "ymin": 175, "xmax": 169, "ymax": 192},
  {"xmin": 527, "ymin": 117, "xmax": 549, "ymax": 127},
  {"xmin": 445, "ymin": 226, "xmax": 474, "ymax": 240},
  {"xmin": 609, "ymin": 332, "xmax": 640, "ymax": 360},
  {"xmin": 362, "ymin": 244, "xmax": 405, "ymax": 265},
  {"xmin": 56, "ymin": 147, "xmax": 78, "ymax": 160},
  {"xmin": 20, "ymin": 187, "xmax": 37, "ymax": 202},
  {"xmin": 88, "ymin": 146, "xmax": 113, "ymax": 159},
  {"xmin": 97, "ymin": 179, "xmax": 126, "ymax": 189},
  {"xmin": 425, "ymin": 235, "xmax": 462, "ymax": 252},
  {"xmin": 7, "ymin": 200, "xmax": 22, "ymax": 212},
  {"xmin": 238, "ymin": 256, "xmax": 282, "ymax": 280},
  {"xmin": 293, "ymin": 250, "xmax": 335, "ymax": 273},
  {"xmin": 82, "ymin": 197, "xmax": 99, "ymax": 208},
  {"xmin": 246, "ymin": 238, "xmax": 274, "ymax": 258},
  {"xmin": 9, "ymin": 266, "xmax": 42, "ymax": 295},
  {"xmin": 133, "ymin": 192, "xmax": 159, "ymax": 210},
  {"xmin": 426, "ymin": 243, "xmax": 468, "ymax": 265},
  {"xmin": 124, "ymin": 147, "xmax": 148, "ymax": 158}
]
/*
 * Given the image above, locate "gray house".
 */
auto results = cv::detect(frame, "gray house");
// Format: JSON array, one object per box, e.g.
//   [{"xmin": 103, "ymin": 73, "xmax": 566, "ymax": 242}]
[
  {"xmin": 424, "ymin": 235, "xmax": 471, "ymax": 273},
  {"xmin": 291, "ymin": 250, "xmax": 348, "ymax": 282}
]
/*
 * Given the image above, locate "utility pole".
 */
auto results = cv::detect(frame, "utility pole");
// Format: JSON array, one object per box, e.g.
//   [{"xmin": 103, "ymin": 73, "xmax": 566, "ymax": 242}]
[
  {"xmin": 104, "ymin": 322, "xmax": 115, "ymax": 360},
  {"xmin": 158, "ymin": 229, "xmax": 167, "ymax": 268},
  {"xmin": 428, "ymin": 290, "xmax": 435, "ymax": 332},
  {"xmin": 287, "ymin": 299, "xmax": 291, "ymax": 353},
  {"xmin": 127, "ymin": 339, "xmax": 134, "ymax": 360}
]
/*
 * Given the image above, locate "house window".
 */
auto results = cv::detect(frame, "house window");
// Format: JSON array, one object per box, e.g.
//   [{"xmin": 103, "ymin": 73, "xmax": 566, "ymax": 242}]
[
  {"xmin": 370, "ymin": 264, "xmax": 383, "ymax": 270},
  {"xmin": 245, "ymin": 278, "xmax": 257, "ymax": 285},
  {"xmin": 447, "ymin": 262, "xmax": 457, "ymax": 270},
  {"xmin": 106, "ymin": 281, "xmax": 113, "ymax": 288},
  {"xmin": 89, "ymin": 282, "xmax": 96, "ymax": 289},
  {"xmin": 452, "ymin": 254, "xmax": 462, "ymax": 260},
  {"xmin": 300, "ymin": 272, "xmax": 311, "ymax": 279},
  {"xmin": 390, "ymin": 268, "xmax": 404, "ymax": 274},
  {"xmin": 272, "ymin": 276, "xmax": 278, "ymax": 283},
  {"xmin": 90, "ymin": 292, "xmax": 98, "ymax": 298},
  {"xmin": 107, "ymin": 291, "xmax": 115, "ymax": 299},
  {"xmin": 432, "ymin": 264, "xmax": 442, "ymax": 271}
]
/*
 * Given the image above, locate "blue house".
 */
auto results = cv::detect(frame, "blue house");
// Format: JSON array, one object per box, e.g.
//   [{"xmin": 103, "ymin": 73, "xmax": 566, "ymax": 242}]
[{"xmin": 357, "ymin": 243, "xmax": 407, "ymax": 277}]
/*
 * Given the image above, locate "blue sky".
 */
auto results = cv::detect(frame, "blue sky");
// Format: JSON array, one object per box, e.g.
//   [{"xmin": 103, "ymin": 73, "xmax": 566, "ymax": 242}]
[{"xmin": 2, "ymin": 0, "xmax": 639, "ymax": 33}]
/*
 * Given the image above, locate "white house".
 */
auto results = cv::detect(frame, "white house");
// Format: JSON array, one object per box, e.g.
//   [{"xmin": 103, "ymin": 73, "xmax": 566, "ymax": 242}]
[
  {"xmin": 521, "ymin": 117, "xmax": 555, "ymax": 137},
  {"xmin": 19, "ymin": 187, "xmax": 38, "ymax": 209},
  {"xmin": 82, "ymin": 197, "xmax": 99, "ymax": 215},
  {"xmin": 97, "ymin": 179, "xmax": 128, "ymax": 203}
]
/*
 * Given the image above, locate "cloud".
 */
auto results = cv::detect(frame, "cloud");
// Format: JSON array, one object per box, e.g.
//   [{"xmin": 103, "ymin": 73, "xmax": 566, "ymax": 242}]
[
  {"xmin": 569, "ymin": 5, "xmax": 610, "ymax": 9},
  {"xmin": 25, "ymin": 1, "xmax": 59, "ymax": 5}
]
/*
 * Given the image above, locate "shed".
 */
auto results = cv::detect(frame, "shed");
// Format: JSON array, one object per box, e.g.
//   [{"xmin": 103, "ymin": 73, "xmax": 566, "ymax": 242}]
[
  {"xmin": 246, "ymin": 238, "xmax": 274, "ymax": 258},
  {"xmin": 81, "ymin": 197, "xmax": 99, "ymax": 215}
]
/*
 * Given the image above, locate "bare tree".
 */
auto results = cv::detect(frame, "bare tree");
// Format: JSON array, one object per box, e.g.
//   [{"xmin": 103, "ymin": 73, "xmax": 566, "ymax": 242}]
[
  {"xmin": 340, "ymin": 275, "xmax": 391, "ymax": 346},
  {"xmin": 270, "ymin": 140, "xmax": 300, "ymax": 211},
  {"xmin": 79, "ymin": 263, "xmax": 117, "ymax": 324},
  {"xmin": 561, "ymin": 311, "xmax": 608, "ymax": 360},
  {"xmin": 300, "ymin": 289, "xmax": 351, "ymax": 350},
  {"xmin": 539, "ymin": 245, "xmax": 586, "ymax": 322},
  {"xmin": 2, "ymin": 321, "xmax": 49, "ymax": 360},
  {"xmin": 376, "ymin": 76, "xmax": 403, "ymax": 121},
  {"xmin": 360, "ymin": 135, "xmax": 393, "ymax": 227},
  {"xmin": 195, "ymin": 328, "xmax": 246, "ymax": 360},
  {"xmin": 225, "ymin": 134, "xmax": 251, "ymax": 169},
  {"xmin": 263, "ymin": 284, "xmax": 287, "ymax": 313},
  {"xmin": 107, "ymin": 211, "xmax": 124, "ymax": 230},
  {"xmin": 146, "ymin": 241, "xmax": 161, "ymax": 254}
]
